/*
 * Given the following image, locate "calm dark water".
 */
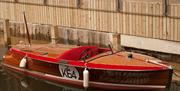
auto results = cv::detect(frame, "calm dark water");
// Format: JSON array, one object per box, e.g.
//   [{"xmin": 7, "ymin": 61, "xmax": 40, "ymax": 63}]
[
  {"xmin": 0, "ymin": 36, "xmax": 180, "ymax": 91},
  {"xmin": 0, "ymin": 67, "xmax": 88, "ymax": 91}
]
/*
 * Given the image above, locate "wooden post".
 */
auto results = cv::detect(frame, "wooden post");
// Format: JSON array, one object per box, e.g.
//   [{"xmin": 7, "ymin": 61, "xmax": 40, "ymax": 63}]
[
  {"xmin": 43, "ymin": 0, "xmax": 48, "ymax": 5},
  {"xmin": 51, "ymin": 25, "xmax": 58, "ymax": 44},
  {"xmin": 112, "ymin": 33, "xmax": 121, "ymax": 51},
  {"xmin": 163, "ymin": 0, "xmax": 169, "ymax": 16},
  {"xmin": 76, "ymin": 0, "xmax": 81, "ymax": 8},
  {"xmin": 3, "ymin": 19, "xmax": 11, "ymax": 47}
]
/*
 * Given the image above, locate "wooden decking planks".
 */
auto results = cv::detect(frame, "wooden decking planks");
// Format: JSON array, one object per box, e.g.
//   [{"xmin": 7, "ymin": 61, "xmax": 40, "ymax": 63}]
[
  {"xmin": 14, "ymin": 44, "xmax": 77, "ymax": 58},
  {"xmin": 90, "ymin": 52, "xmax": 161, "ymax": 67}
]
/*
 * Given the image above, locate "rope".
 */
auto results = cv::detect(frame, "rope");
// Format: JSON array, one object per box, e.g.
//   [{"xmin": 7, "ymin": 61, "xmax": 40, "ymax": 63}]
[
  {"xmin": 174, "ymin": 71, "xmax": 180, "ymax": 78},
  {"xmin": 173, "ymin": 69, "xmax": 180, "ymax": 79}
]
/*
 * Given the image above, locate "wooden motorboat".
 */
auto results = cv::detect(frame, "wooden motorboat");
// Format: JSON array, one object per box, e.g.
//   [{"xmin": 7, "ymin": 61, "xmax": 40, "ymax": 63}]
[{"xmin": 2, "ymin": 44, "xmax": 173, "ymax": 90}]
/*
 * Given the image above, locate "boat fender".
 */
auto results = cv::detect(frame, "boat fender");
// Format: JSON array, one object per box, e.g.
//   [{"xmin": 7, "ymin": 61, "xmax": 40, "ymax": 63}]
[
  {"xmin": 19, "ymin": 56, "xmax": 27, "ymax": 68},
  {"xmin": 83, "ymin": 68, "xmax": 89, "ymax": 88}
]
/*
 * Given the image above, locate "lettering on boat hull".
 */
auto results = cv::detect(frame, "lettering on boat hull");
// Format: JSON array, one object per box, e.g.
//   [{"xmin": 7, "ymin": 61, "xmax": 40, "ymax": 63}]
[{"xmin": 59, "ymin": 64, "xmax": 79, "ymax": 80}]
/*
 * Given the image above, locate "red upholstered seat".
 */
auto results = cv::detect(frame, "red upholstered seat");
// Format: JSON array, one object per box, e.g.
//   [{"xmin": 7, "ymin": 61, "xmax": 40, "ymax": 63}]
[{"xmin": 58, "ymin": 46, "xmax": 99, "ymax": 60}]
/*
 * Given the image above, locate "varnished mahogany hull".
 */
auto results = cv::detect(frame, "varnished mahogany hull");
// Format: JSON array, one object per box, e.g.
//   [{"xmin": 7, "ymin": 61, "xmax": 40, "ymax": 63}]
[{"xmin": 2, "ymin": 50, "xmax": 173, "ymax": 90}]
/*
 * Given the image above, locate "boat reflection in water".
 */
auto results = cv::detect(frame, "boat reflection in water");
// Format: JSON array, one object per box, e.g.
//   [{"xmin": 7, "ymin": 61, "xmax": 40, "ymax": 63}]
[{"xmin": 0, "ymin": 67, "xmax": 87, "ymax": 91}]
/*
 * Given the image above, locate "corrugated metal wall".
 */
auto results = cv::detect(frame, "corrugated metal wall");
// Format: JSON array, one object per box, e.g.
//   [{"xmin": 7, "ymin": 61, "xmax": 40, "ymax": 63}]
[{"xmin": 0, "ymin": 0, "xmax": 179, "ymax": 42}]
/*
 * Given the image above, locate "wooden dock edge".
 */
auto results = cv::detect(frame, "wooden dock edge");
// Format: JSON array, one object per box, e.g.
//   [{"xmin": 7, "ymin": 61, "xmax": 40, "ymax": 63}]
[{"xmin": 121, "ymin": 35, "xmax": 180, "ymax": 55}]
